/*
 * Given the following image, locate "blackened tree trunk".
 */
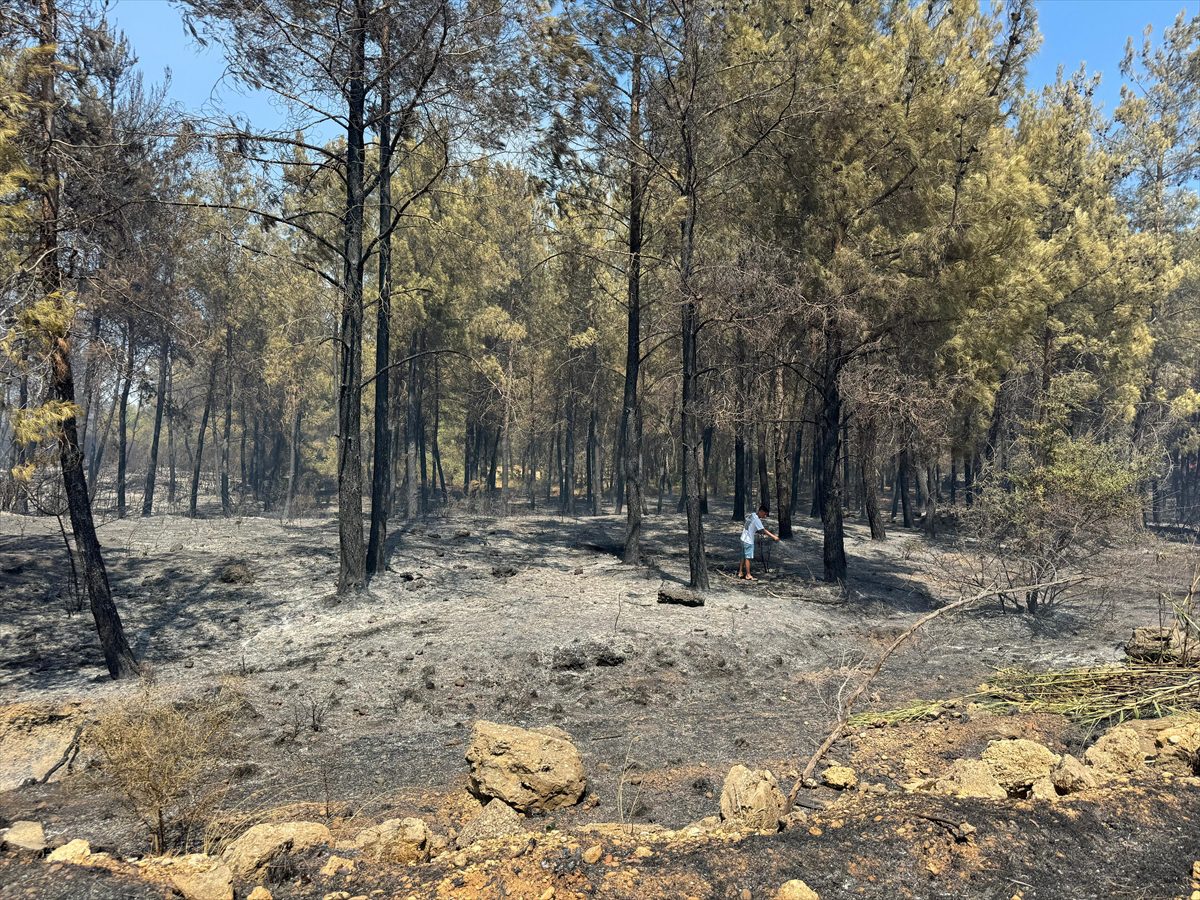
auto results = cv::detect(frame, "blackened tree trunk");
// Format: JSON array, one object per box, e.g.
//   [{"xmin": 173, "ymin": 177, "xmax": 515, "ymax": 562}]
[
  {"xmin": 220, "ymin": 323, "xmax": 232, "ymax": 516},
  {"xmin": 733, "ymin": 428, "xmax": 746, "ymax": 522},
  {"xmin": 335, "ymin": 2, "xmax": 369, "ymax": 594},
  {"xmin": 817, "ymin": 338, "xmax": 847, "ymax": 583},
  {"xmin": 12, "ymin": 374, "xmax": 29, "ymax": 513},
  {"xmin": 620, "ymin": 56, "xmax": 644, "ymax": 559},
  {"xmin": 757, "ymin": 432, "xmax": 770, "ymax": 509},
  {"xmin": 404, "ymin": 332, "xmax": 421, "ymax": 518},
  {"xmin": 366, "ymin": 30, "xmax": 394, "ymax": 576},
  {"xmin": 924, "ymin": 462, "xmax": 938, "ymax": 537},
  {"xmin": 141, "ymin": 332, "xmax": 169, "ymax": 516},
  {"xmin": 858, "ymin": 420, "xmax": 885, "ymax": 540},
  {"xmin": 115, "ymin": 324, "xmax": 134, "ymax": 518},
  {"xmin": 40, "ymin": 0, "xmax": 136, "ymax": 678},
  {"xmin": 189, "ymin": 355, "xmax": 218, "ymax": 518},
  {"xmin": 166, "ymin": 363, "xmax": 176, "ymax": 506},
  {"xmin": 587, "ymin": 407, "xmax": 600, "ymax": 515},
  {"xmin": 898, "ymin": 446, "xmax": 914, "ymax": 527},
  {"xmin": 563, "ymin": 393, "xmax": 577, "ymax": 515},
  {"xmin": 789, "ymin": 426, "xmax": 803, "ymax": 518}
]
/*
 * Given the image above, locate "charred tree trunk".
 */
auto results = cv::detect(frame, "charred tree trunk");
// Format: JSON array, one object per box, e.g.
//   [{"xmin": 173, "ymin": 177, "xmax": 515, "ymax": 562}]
[
  {"xmin": 817, "ymin": 339, "xmax": 846, "ymax": 583},
  {"xmin": 189, "ymin": 355, "xmax": 218, "ymax": 518},
  {"xmin": 283, "ymin": 404, "xmax": 302, "ymax": 521},
  {"xmin": 115, "ymin": 326, "xmax": 134, "ymax": 517},
  {"xmin": 366, "ymin": 41, "xmax": 393, "ymax": 577},
  {"xmin": 141, "ymin": 332, "xmax": 169, "ymax": 517},
  {"xmin": 335, "ymin": 2, "xmax": 369, "ymax": 594},
  {"xmin": 859, "ymin": 421, "xmax": 886, "ymax": 541},
  {"xmin": 39, "ymin": 0, "xmax": 137, "ymax": 678},
  {"xmin": 773, "ymin": 367, "xmax": 792, "ymax": 538},
  {"xmin": 220, "ymin": 323, "xmax": 232, "ymax": 516}
]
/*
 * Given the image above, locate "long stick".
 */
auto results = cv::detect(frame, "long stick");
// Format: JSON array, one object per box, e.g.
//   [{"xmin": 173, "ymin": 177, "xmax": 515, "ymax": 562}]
[{"xmin": 783, "ymin": 575, "xmax": 1085, "ymax": 813}]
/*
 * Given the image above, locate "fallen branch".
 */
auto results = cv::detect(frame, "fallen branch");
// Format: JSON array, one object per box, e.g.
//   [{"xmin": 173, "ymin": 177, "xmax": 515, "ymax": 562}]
[
  {"xmin": 39, "ymin": 723, "xmax": 84, "ymax": 785},
  {"xmin": 782, "ymin": 575, "xmax": 1085, "ymax": 813}
]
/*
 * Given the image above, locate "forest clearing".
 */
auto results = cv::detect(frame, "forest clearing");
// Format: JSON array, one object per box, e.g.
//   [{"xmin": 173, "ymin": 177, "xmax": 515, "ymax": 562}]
[{"xmin": 3, "ymin": 0, "xmax": 1200, "ymax": 897}]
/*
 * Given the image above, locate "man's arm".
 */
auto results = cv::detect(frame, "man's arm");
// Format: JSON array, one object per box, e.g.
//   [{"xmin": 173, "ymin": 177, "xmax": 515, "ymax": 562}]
[{"xmin": 762, "ymin": 529, "xmax": 780, "ymax": 541}]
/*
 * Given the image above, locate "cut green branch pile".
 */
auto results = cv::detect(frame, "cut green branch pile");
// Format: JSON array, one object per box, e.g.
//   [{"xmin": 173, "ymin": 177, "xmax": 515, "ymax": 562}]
[{"xmin": 851, "ymin": 664, "xmax": 1200, "ymax": 730}]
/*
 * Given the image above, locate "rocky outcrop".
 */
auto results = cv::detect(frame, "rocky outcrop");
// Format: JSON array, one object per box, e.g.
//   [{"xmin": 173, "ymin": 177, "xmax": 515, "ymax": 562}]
[
  {"xmin": 221, "ymin": 821, "xmax": 330, "ymax": 881},
  {"xmin": 718, "ymin": 765, "xmax": 784, "ymax": 831},
  {"xmin": 465, "ymin": 721, "xmax": 586, "ymax": 813}
]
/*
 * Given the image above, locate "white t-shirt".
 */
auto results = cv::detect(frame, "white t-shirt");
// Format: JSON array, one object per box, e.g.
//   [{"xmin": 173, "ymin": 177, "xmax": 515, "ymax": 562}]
[{"xmin": 741, "ymin": 512, "xmax": 763, "ymax": 545}]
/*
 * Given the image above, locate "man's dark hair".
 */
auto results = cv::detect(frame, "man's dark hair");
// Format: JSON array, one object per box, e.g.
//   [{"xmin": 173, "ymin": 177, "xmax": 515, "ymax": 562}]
[{"xmin": 758, "ymin": 502, "xmax": 769, "ymax": 515}]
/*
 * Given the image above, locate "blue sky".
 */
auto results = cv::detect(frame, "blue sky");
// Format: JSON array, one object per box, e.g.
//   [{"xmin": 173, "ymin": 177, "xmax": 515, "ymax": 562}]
[{"xmin": 108, "ymin": 0, "xmax": 1199, "ymax": 129}]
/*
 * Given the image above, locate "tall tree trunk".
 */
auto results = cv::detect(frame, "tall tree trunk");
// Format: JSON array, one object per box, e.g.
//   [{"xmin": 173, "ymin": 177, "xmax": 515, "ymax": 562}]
[
  {"xmin": 336, "ymin": 2, "xmax": 369, "ymax": 594},
  {"xmin": 924, "ymin": 463, "xmax": 938, "ymax": 537},
  {"xmin": 189, "ymin": 355, "xmax": 218, "ymax": 518},
  {"xmin": 283, "ymin": 403, "xmax": 303, "ymax": 521},
  {"xmin": 367, "ymin": 38, "xmax": 394, "ymax": 576},
  {"xmin": 404, "ymin": 333, "xmax": 421, "ymax": 518},
  {"xmin": 141, "ymin": 333, "xmax": 169, "ymax": 516},
  {"xmin": 789, "ymin": 426, "xmax": 803, "ymax": 518},
  {"xmin": 166, "ymin": 362, "xmax": 176, "ymax": 506},
  {"xmin": 220, "ymin": 323, "xmax": 232, "ymax": 516},
  {"xmin": 818, "ymin": 339, "xmax": 847, "ymax": 583},
  {"xmin": 563, "ymin": 394, "xmax": 576, "ymax": 515},
  {"xmin": 773, "ymin": 366, "xmax": 792, "ymax": 538},
  {"xmin": 116, "ymin": 332, "xmax": 135, "ymax": 519},
  {"xmin": 40, "ymin": 0, "xmax": 136, "ymax": 677},
  {"xmin": 13, "ymin": 373, "xmax": 29, "ymax": 513},
  {"xmin": 898, "ymin": 446, "xmax": 914, "ymax": 527},
  {"xmin": 757, "ymin": 430, "xmax": 770, "ymax": 509},
  {"xmin": 859, "ymin": 420, "xmax": 885, "ymax": 540}
]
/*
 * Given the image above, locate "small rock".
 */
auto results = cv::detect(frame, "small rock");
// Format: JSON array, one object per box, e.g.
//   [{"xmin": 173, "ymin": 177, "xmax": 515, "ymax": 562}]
[
  {"xmin": 354, "ymin": 818, "xmax": 429, "ymax": 864},
  {"xmin": 46, "ymin": 840, "xmax": 92, "ymax": 865},
  {"xmin": 141, "ymin": 854, "xmax": 234, "ymax": 900},
  {"xmin": 657, "ymin": 585, "xmax": 705, "ymax": 607},
  {"xmin": 456, "ymin": 798, "xmax": 525, "ymax": 848},
  {"xmin": 2, "ymin": 821, "xmax": 46, "ymax": 853},
  {"xmin": 217, "ymin": 561, "xmax": 255, "ymax": 584},
  {"xmin": 633, "ymin": 846, "xmax": 653, "ymax": 859},
  {"xmin": 247, "ymin": 889, "xmax": 273, "ymax": 900},
  {"xmin": 934, "ymin": 759, "xmax": 1006, "ymax": 800},
  {"xmin": 582, "ymin": 844, "xmax": 603, "ymax": 865},
  {"xmin": 776, "ymin": 880, "xmax": 819, "ymax": 900},
  {"xmin": 820, "ymin": 765, "xmax": 857, "ymax": 790},
  {"xmin": 1085, "ymin": 726, "xmax": 1147, "ymax": 777},
  {"xmin": 981, "ymin": 739, "xmax": 1059, "ymax": 793},
  {"xmin": 1051, "ymin": 754, "xmax": 1098, "ymax": 794},
  {"xmin": 222, "ymin": 821, "xmax": 331, "ymax": 881},
  {"xmin": 1156, "ymin": 719, "xmax": 1200, "ymax": 760},
  {"xmin": 719, "ymin": 765, "xmax": 784, "ymax": 831},
  {"xmin": 491, "ymin": 565, "xmax": 518, "ymax": 578},
  {"xmin": 320, "ymin": 855, "xmax": 357, "ymax": 877}
]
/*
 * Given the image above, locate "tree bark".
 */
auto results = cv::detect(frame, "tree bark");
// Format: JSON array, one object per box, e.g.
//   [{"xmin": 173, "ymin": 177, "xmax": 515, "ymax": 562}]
[
  {"xmin": 773, "ymin": 366, "xmax": 792, "ymax": 538},
  {"xmin": 40, "ymin": 0, "xmax": 136, "ymax": 678},
  {"xmin": 859, "ymin": 421, "xmax": 886, "ymax": 540},
  {"xmin": 141, "ymin": 332, "xmax": 169, "ymax": 516},
  {"xmin": 335, "ymin": 1, "xmax": 369, "ymax": 594},
  {"xmin": 283, "ymin": 403, "xmax": 302, "ymax": 521},
  {"xmin": 220, "ymin": 323, "xmax": 232, "ymax": 515},
  {"xmin": 817, "ymin": 338, "xmax": 846, "ymax": 583},
  {"xmin": 189, "ymin": 354, "xmax": 218, "ymax": 518}
]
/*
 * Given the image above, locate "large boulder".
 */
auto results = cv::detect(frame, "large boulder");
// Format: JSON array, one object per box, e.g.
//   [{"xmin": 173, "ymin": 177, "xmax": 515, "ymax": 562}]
[
  {"xmin": 465, "ymin": 721, "xmax": 586, "ymax": 813},
  {"xmin": 719, "ymin": 765, "xmax": 785, "ymax": 831},
  {"xmin": 221, "ymin": 821, "xmax": 330, "ymax": 881},
  {"xmin": 456, "ymin": 798, "xmax": 526, "ymax": 848},
  {"xmin": 1084, "ymin": 726, "xmax": 1147, "ymax": 777},
  {"xmin": 140, "ymin": 854, "xmax": 234, "ymax": 900},
  {"xmin": 1125, "ymin": 625, "xmax": 1197, "ymax": 663},
  {"xmin": 933, "ymin": 759, "xmax": 1006, "ymax": 800},
  {"xmin": 2, "ymin": 821, "xmax": 46, "ymax": 853},
  {"xmin": 353, "ymin": 817, "xmax": 429, "ymax": 864},
  {"xmin": 980, "ymin": 739, "xmax": 1059, "ymax": 794}
]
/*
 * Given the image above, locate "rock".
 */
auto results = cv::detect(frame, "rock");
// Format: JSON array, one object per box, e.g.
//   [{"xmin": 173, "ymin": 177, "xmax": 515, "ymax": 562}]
[
  {"xmin": 1051, "ymin": 754, "xmax": 1098, "ymax": 794},
  {"xmin": 320, "ymin": 855, "xmax": 357, "ymax": 877},
  {"xmin": 2, "ymin": 820, "xmax": 46, "ymax": 853},
  {"xmin": 247, "ymin": 889, "xmax": 273, "ymax": 900},
  {"xmin": 1156, "ymin": 719, "xmax": 1200, "ymax": 761},
  {"xmin": 657, "ymin": 586, "xmax": 705, "ymax": 607},
  {"xmin": 46, "ymin": 840, "xmax": 93, "ymax": 865},
  {"xmin": 491, "ymin": 565, "xmax": 518, "ymax": 578},
  {"xmin": 719, "ymin": 765, "xmax": 784, "ymax": 831},
  {"xmin": 1085, "ymin": 726, "xmax": 1147, "ymax": 776},
  {"xmin": 933, "ymin": 759, "xmax": 1006, "ymax": 800},
  {"xmin": 465, "ymin": 721, "xmax": 587, "ymax": 812},
  {"xmin": 776, "ymin": 880, "xmax": 819, "ymax": 900},
  {"xmin": 980, "ymin": 739, "xmax": 1059, "ymax": 793},
  {"xmin": 1029, "ymin": 777, "xmax": 1058, "ymax": 801},
  {"xmin": 633, "ymin": 846, "xmax": 653, "ymax": 859},
  {"xmin": 354, "ymin": 817, "xmax": 429, "ymax": 864},
  {"xmin": 141, "ymin": 854, "xmax": 234, "ymax": 900},
  {"xmin": 222, "ymin": 821, "xmax": 331, "ymax": 881},
  {"xmin": 820, "ymin": 765, "xmax": 857, "ymax": 790},
  {"xmin": 217, "ymin": 560, "xmax": 255, "ymax": 584},
  {"xmin": 0, "ymin": 703, "xmax": 82, "ymax": 791},
  {"xmin": 582, "ymin": 844, "xmax": 603, "ymax": 865},
  {"xmin": 456, "ymin": 798, "xmax": 525, "ymax": 848}
]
